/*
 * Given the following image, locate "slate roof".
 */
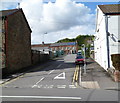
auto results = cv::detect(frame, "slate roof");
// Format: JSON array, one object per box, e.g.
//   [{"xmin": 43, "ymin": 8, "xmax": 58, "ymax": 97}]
[
  {"xmin": 0, "ymin": 9, "xmax": 32, "ymax": 32},
  {"xmin": 0, "ymin": 9, "xmax": 19, "ymax": 17},
  {"xmin": 98, "ymin": 4, "xmax": 120, "ymax": 15},
  {"xmin": 50, "ymin": 42, "xmax": 77, "ymax": 47},
  {"xmin": 31, "ymin": 44, "xmax": 51, "ymax": 47}
]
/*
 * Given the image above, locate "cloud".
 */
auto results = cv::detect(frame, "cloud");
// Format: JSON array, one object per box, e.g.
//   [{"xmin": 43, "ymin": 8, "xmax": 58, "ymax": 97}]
[
  {"xmin": 0, "ymin": 2, "xmax": 17, "ymax": 10},
  {"xmin": 20, "ymin": 0, "xmax": 95, "ymax": 44}
]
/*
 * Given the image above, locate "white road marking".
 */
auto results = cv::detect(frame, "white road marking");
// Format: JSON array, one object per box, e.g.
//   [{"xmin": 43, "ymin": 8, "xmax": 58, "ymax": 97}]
[
  {"xmin": 48, "ymin": 70, "xmax": 54, "ymax": 75},
  {"xmin": 36, "ymin": 77, "xmax": 44, "ymax": 85},
  {"xmin": 0, "ymin": 81, "xmax": 4, "ymax": 84},
  {"xmin": 38, "ymin": 85, "xmax": 42, "ymax": 88},
  {"xmin": 69, "ymin": 85, "xmax": 77, "ymax": 88},
  {"xmin": 79, "ymin": 67, "xmax": 82, "ymax": 85},
  {"xmin": 0, "ymin": 96, "xmax": 81, "ymax": 100},
  {"xmin": 49, "ymin": 85, "xmax": 54, "ymax": 88},
  {"xmin": 57, "ymin": 64, "xmax": 62, "ymax": 68},
  {"xmin": 44, "ymin": 85, "xmax": 54, "ymax": 88},
  {"xmin": 32, "ymin": 77, "xmax": 44, "ymax": 88},
  {"xmin": 57, "ymin": 85, "xmax": 66, "ymax": 88},
  {"xmin": 32, "ymin": 85, "xmax": 38, "ymax": 88},
  {"xmin": 32, "ymin": 84, "xmax": 79, "ymax": 89},
  {"xmin": 32, "ymin": 85, "xmax": 42, "ymax": 88},
  {"xmin": 54, "ymin": 72, "xmax": 65, "ymax": 79}
]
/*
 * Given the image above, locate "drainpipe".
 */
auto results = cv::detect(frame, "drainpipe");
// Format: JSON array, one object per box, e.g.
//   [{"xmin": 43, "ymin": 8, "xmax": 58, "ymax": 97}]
[{"xmin": 105, "ymin": 15, "xmax": 110, "ymax": 68}]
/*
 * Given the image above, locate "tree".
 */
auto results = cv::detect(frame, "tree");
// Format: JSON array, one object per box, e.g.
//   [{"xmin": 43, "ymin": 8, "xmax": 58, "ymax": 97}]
[{"xmin": 56, "ymin": 35, "xmax": 95, "ymax": 57}]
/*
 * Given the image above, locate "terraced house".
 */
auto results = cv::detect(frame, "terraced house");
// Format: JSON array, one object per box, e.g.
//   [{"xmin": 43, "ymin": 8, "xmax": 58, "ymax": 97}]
[
  {"xmin": 49, "ymin": 42, "xmax": 78, "ymax": 54},
  {"xmin": 0, "ymin": 9, "xmax": 32, "ymax": 75}
]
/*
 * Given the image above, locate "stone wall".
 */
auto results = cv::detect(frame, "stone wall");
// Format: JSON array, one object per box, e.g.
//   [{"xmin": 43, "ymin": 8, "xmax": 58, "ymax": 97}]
[
  {"xmin": 0, "ymin": 19, "xmax": 6, "ymax": 69},
  {"xmin": 3, "ymin": 10, "xmax": 32, "ymax": 74},
  {"xmin": 31, "ymin": 50, "xmax": 49, "ymax": 64}
]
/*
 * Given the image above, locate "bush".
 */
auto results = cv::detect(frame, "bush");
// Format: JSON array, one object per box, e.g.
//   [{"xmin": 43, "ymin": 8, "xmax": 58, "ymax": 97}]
[{"xmin": 111, "ymin": 54, "xmax": 120, "ymax": 70}]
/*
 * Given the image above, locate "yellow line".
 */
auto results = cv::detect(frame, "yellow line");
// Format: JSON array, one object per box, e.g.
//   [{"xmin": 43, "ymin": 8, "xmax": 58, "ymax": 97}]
[
  {"xmin": 0, "ymin": 75, "xmax": 24, "ymax": 87},
  {"xmin": 75, "ymin": 66, "xmax": 79, "ymax": 81},
  {"xmin": 75, "ymin": 70, "xmax": 78, "ymax": 81},
  {"xmin": 72, "ymin": 69, "xmax": 77, "ymax": 83},
  {"xmin": 73, "ymin": 70, "xmax": 76, "ymax": 80},
  {"xmin": 72, "ymin": 65, "xmax": 79, "ymax": 83}
]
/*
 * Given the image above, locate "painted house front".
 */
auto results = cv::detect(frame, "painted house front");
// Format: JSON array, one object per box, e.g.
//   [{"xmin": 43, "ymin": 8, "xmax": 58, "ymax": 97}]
[
  {"xmin": 31, "ymin": 42, "xmax": 78, "ymax": 54},
  {"xmin": 94, "ymin": 4, "xmax": 120, "ymax": 71},
  {"xmin": 49, "ymin": 42, "xmax": 78, "ymax": 54}
]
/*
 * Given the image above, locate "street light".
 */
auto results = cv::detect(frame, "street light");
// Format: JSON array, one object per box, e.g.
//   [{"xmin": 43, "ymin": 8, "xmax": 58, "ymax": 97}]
[
  {"xmin": 42, "ymin": 32, "xmax": 47, "ymax": 53},
  {"xmin": 82, "ymin": 44, "xmax": 86, "ymax": 75}
]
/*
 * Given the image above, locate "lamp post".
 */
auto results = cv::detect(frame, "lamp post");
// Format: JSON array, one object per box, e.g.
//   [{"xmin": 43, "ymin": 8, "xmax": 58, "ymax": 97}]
[
  {"xmin": 82, "ymin": 44, "xmax": 86, "ymax": 75},
  {"xmin": 42, "ymin": 32, "xmax": 47, "ymax": 53}
]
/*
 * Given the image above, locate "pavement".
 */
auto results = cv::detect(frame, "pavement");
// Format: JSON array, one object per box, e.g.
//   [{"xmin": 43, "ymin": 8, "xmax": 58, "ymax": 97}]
[{"xmin": 79, "ymin": 58, "xmax": 119, "ymax": 90}]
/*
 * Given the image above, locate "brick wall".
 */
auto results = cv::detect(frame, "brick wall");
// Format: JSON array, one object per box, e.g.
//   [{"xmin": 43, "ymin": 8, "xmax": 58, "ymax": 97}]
[{"xmin": 3, "ymin": 10, "xmax": 32, "ymax": 74}]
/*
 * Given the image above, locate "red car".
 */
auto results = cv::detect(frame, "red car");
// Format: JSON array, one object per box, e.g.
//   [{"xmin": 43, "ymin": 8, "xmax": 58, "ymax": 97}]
[{"xmin": 75, "ymin": 55, "xmax": 85, "ymax": 65}]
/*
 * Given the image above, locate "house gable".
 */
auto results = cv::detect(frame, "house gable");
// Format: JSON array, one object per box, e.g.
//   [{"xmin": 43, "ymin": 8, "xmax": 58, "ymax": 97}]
[{"xmin": 0, "ymin": 9, "xmax": 32, "ymax": 32}]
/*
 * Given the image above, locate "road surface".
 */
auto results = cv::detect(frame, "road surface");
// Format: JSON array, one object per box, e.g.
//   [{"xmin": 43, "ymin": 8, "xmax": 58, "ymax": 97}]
[{"xmin": 1, "ymin": 54, "xmax": 119, "ymax": 102}]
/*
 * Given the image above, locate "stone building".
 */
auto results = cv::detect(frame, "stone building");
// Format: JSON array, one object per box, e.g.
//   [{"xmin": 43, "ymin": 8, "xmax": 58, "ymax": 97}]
[{"xmin": 0, "ymin": 9, "xmax": 32, "ymax": 74}]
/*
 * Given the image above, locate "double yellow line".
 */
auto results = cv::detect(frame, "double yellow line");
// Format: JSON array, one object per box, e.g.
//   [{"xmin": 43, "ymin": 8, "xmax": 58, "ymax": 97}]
[
  {"xmin": 0, "ymin": 75, "xmax": 24, "ymax": 87},
  {"xmin": 72, "ymin": 65, "xmax": 80, "ymax": 84}
]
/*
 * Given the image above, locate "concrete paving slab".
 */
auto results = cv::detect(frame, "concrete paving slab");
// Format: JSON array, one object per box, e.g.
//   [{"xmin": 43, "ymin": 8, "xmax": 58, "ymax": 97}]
[
  {"xmin": 80, "ymin": 81, "xmax": 100, "ymax": 89},
  {"xmin": 80, "ymin": 58, "xmax": 118, "ymax": 89}
]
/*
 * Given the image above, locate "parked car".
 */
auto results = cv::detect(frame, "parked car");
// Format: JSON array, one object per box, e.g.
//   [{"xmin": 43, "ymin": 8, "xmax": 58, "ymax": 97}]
[
  {"xmin": 77, "ymin": 52, "xmax": 82, "ymax": 55},
  {"xmin": 75, "ymin": 55, "xmax": 85, "ymax": 65}
]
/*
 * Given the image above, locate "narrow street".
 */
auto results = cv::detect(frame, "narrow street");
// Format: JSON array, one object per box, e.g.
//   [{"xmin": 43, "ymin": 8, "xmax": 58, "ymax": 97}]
[
  {"xmin": 1, "ymin": 1, "xmax": 120, "ymax": 103},
  {"xmin": 2, "ymin": 54, "xmax": 76, "ymax": 89},
  {"xmin": 1, "ymin": 54, "xmax": 118, "ymax": 102}
]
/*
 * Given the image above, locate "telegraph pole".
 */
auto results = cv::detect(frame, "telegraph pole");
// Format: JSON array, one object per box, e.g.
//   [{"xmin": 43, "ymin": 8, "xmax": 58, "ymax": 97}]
[{"xmin": 82, "ymin": 44, "xmax": 86, "ymax": 75}]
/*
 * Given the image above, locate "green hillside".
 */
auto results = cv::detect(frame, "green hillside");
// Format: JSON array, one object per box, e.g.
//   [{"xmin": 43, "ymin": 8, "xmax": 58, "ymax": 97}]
[
  {"xmin": 57, "ymin": 35, "xmax": 95, "ymax": 57},
  {"xmin": 57, "ymin": 35, "xmax": 94, "ymax": 46}
]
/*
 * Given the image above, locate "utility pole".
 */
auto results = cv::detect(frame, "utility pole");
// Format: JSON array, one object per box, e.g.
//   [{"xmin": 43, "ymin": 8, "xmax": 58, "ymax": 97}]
[
  {"xmin": 17, "ymin": 0, "xmax": 22, "ymax": 9},
  {"xmin": 82, "ymin": 44, "xmax": 86, "ymax": 75},
  {"xmin": 42, "ymin": 32, "xmax": 47, "ymax": 53}
]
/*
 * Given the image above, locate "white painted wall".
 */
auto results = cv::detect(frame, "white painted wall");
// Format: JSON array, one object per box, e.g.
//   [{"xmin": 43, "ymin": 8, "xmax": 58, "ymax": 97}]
[
  {"xmin": 0, "ymin": 20, "xmax": 2, "ymax": 69},
  {"xmin": 95, "ymin": 7, "xmax": 108, "ymax": 70},
  {"xmin": 108, "ymin": 15, "xmax": 120, "ymax": 68},
  {"xmin": 95, "ymin": 6, "xmax": 120, "ymax": 71}
]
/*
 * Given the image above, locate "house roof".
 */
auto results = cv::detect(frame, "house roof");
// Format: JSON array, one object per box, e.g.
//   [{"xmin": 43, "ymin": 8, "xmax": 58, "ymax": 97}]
[
  {"xmin": 0, "ymin": 9, "xmax": 19, "ymax": 17},
  {"xmin": 50, "ymin": 42, "xmax": 77, "ymax": 47},
  {"xmin": 31, "ymin": 43, "xmax": 51, "ymax": 47},
  {"xmin": 98, "ymin": 4, "xmax": 120, "ymax": 15},
  {"xmin": 0, "ymin": 8, "xmax": 32, "ymax": 32}
]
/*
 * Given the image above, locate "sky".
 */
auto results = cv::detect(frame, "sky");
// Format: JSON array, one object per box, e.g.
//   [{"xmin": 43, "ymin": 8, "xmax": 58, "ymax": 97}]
[{"xmin": 1, "ymin": 0, "xmax": 119, "ymax": 44}]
